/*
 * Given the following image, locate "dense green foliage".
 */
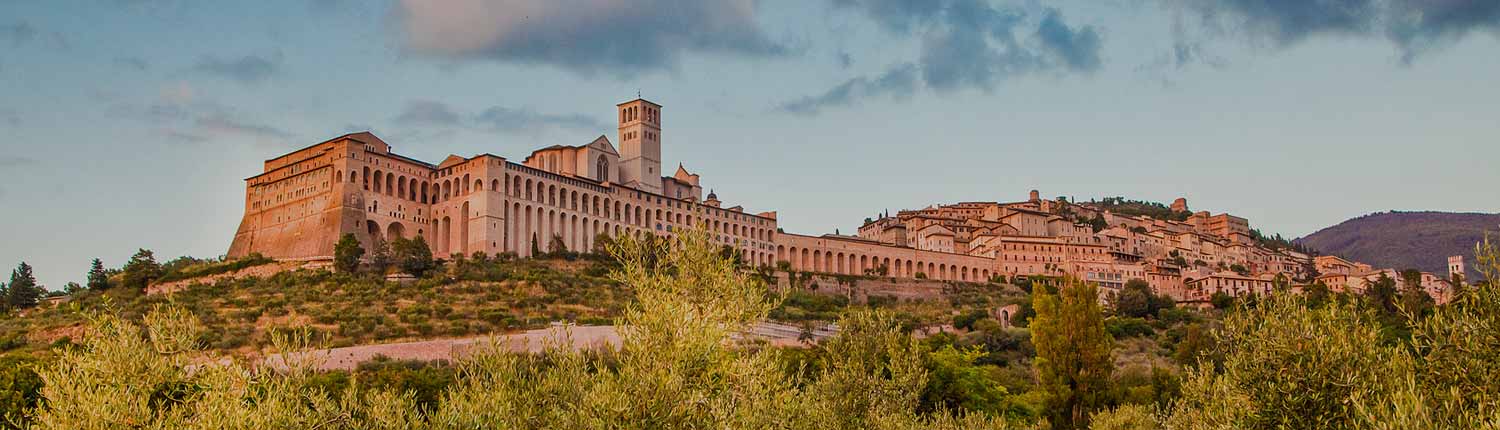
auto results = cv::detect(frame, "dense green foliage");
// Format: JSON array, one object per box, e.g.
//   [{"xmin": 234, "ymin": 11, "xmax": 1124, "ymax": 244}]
[
  {"xmin": 3, "ymin": 263, "xmax": 42, "ymax": 311},
  {"xmin": 16, "ymin": 230, "xmax": 1015, "ymax": 429},
  {"xmin": 332, "ymin": 234, "xmax": 363, "ymax": 274},
  {"xmin": 1032, "ymin": 279, "xmax": 1113, "ymax": 429},
  {"xmin": 1296, "ymin": 210, "xmax": 1500, "ymax": 280}
]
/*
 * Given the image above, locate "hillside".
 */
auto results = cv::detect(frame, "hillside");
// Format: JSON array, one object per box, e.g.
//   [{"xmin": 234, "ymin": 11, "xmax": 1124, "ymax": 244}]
[{"xmin": 1295, "ymin": 211, "xmax": 1500, "ymax": 279}]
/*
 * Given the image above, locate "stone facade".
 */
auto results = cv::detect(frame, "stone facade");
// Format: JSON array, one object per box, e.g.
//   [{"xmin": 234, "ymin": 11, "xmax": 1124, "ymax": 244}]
[
  {"xmin": 227, "ymin": 98, "xmax": 1456, "ymax": 304},
  {"xmin": 229, "ymin": 99, "xmax": 778, "ymax": 267}
]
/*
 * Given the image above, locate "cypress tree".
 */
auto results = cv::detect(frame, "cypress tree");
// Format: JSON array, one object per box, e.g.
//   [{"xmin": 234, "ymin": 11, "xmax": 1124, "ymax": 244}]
[{"xmin": 86, "ymin": 258, "xmax": 110, "ymax": 290}]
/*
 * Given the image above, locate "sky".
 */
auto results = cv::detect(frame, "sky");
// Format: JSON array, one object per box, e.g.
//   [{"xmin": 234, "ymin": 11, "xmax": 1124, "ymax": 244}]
[{"xmin": 1, "ymin": 0, "xmax": 1498, "ymax": 290}]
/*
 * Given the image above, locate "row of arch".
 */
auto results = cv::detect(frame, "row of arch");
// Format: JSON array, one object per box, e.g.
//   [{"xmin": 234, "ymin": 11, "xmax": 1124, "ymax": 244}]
[
  {"xmin": 506, "ymin": 202, "xmax": 775, "ymax": 266},
  {"xmin": 777, "ymin": 245, "xmax": 990, "ymax": 282},
  {"xmin": 341, "ymin": 163, "xmax": 774, "ymax": 245}
]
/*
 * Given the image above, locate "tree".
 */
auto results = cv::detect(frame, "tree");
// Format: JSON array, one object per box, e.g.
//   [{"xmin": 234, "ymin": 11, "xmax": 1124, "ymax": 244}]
[
  {"xmin": 1115, "ymin": 279, "xmax": 1155, "ymax": 318},
  {"xmin": 1304, "ymin": 281, "xmax": 1332, "ymax": 308},
  {"xmin": 120, "ymin": 249, "xmax": 163, "ymax": 290},
  {"xmin": 530, "ymin": 233, "xmax": 541, "ymax": 258},
  {"xmin": 5, "ymin": 262, "xmax": 42, "ymax": 310},
  {"xmin": 367, "ymin": 238, "xmax": 392, "ymax": 276},
  {"xmin": 1032, "ymin": 277, "xmax": 1114, "ymax": 430},
  {"xmin": 1210, "ymin": 292, "xmax": 1235, "ymax": 310},
  {"xmin": 548, "ymin": 234, "xmax": 569, "ymax": 256},
  {"xmin": 63, "ymin": 282, "xmax": 84, "ymax": 295},
  {"xmin": 392, "ymin": 236, "xmax": 435, "ymax": 277},
  {"xmin": 1398, "ymin": 269, "xmax": 1435, "ymax": 318},
  {"xmin": 332, "ymin": 233, "xmax": 364, "ymax": 274},
  {"xmin": 86, "ymin": 258, "xmax": 110, "ymax": 290},
  {"xmin": 1365, "ymin": 273, "xmax": 1399, "ymax": 315}
]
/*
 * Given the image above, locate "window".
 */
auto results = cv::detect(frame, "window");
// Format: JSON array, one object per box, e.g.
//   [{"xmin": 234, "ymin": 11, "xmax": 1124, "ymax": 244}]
[{"xmin": 596, "ymin": 155, "xmax": 609, "ymax": 182}]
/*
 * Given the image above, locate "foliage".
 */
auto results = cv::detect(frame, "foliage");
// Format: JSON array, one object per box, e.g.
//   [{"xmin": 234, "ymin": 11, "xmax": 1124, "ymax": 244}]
[
  {"xmin": 85, "ymin": 259, "xmax": 109, "ymax": 291},
  {"xmin": 332, "ymin": 234, "xmax": 363, "ymax": 274},
  {"xmin": 18, "ymin": 229, "xmax": 1017, "ymax": 429},
  {"xmin": 0, "ymin": 355, "xmax": 43, "ymax": 430},
  {"xmin": 1104, "ymin": 317, "xmax": 1153, "ymax": 339},
  {"xmin": 154, "ymin": 254, "xmax": 275, "ymax": 284},
  {"xmin": 919, "ymin": 345, "xmax": 1008, "ymax": 416},
  {"xmin": 1032, "ymin": 277, "xmax": 1114, "ymax": 430},
  {"xmin": 391, "ymin": 236, "xmax": 436, "ymax": 277},
  {"xmin": 4, "ymin": 263, "xmax": 41, "ymax": 311},
  {"xmin": 1208, "ymin": 292, "xmax": 1234, "ymax": 310},
  {"xmin": 1113, "ymin": 280, "xmax": 1173, "ymax": 319},
  {"xmin": 1089, "ymin": 404, "xmax": 1161, "ymax": 430},
  {"xmin": 120, "ymin": 249, "xmax": 163, "ymax": 290},
  {"xmin": 367, "ymin": 238, "xmax": 392, "ymax": 276}
]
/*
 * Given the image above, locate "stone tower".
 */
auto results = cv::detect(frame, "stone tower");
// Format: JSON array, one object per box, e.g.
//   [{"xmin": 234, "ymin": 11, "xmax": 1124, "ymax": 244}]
[
  {"xmin": 1450, "ymin": 255, "xmax": 1466, "ymax": 280},
  {"xmin": 617, "ymin": 98, "xmax": 663, "ymax": 194},
  {"xmin": 1171, "ymin": 197, "xmax": 1189, "ymax": 213}
]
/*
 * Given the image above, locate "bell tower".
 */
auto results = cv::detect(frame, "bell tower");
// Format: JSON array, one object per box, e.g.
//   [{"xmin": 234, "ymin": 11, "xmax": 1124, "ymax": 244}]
[{"xmin": 617, "ymin": 98, "xmax": 662, "ymax": 194}]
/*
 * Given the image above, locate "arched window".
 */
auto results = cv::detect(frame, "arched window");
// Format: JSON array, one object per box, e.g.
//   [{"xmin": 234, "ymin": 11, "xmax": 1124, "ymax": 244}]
[{"xmin": 596, "ymin": 155, "xmax": 609, "ymax": 182}]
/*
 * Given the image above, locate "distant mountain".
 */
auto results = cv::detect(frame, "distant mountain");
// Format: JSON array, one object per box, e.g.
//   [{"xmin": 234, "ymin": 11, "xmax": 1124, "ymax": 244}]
[{"xmin": 1295, "ymin": 211, "xmax": 1500, "ymax": 280}]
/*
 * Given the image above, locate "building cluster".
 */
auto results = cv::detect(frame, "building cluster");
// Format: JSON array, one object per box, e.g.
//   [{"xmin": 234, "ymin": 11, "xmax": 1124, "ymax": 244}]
[{"xmin": 227, "ymin": 98, "xmax": 1458, "ymax": 306}]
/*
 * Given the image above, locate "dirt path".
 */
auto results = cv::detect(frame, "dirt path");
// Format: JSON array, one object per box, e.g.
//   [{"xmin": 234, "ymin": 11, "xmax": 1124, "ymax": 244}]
[{"xmin": 266, "ymin": 322, "xmax": 836, "ymax": 371}]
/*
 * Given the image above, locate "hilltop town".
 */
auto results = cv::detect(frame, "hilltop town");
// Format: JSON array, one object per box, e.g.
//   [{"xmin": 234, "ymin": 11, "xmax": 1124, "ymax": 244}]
[{"xmin": 226, "ymin": 97, "xmax": 1460, "ymax": 307}]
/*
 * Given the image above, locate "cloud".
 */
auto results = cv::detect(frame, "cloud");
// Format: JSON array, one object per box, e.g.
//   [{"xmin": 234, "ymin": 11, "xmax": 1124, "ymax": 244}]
[
  {"xmin": 778, "ymin": 63, "xmax": 918, "ymax": 114},
  {"xmin": 0, "ymin": 21, "xmax": 37, "ymax": 47},
  {"xmin": 393, "ymin": 99, "xmax": 464, "ymax": 126},
  {"xmin": 0, "ymin": 108, "xmax": 18, "ymax": 127},
  {"xmin": 474, "ymin": 106, "xmax": 605, "ymax": 132},
  {"xmin": 781, "ymin": 1, "xmax": 1103, "ymax": 114},
  {"xmin": 1036, "ymin": 9, "xmax": 1103, "ymax": 73},
  {"xmin": 1177, "ymin": 0, "xmax": 1500, "ymax": 63},
  {"xmin": 389, "ymin": 99, "xmax": 605, "ymax": 133},
  {"xmin": 113, "ymin": 56, "xmax": 149, "ymax": 71},
  {"xmin": 194, "ymin": 114, "xmax": 294, "ymax": 140},
  {"xmin": 393, "ymin": 0, "xmax": 787, "ymax": 77},
  {"xmin": 192, "ymin": 54, "xmax": 280, "ymax": 83},
  {"xmin": 1, "ymin": 20, "xmax": 68, "ymax": 49},
  {"xmin": 0, "ymin": 156, "xmax": 35, "ymax": 168}
]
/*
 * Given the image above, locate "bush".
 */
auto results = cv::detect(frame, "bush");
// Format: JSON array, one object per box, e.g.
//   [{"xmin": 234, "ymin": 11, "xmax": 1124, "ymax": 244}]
[{"xmin": 1106, "ymin": 317, "xmax": 1155, "ymax": 339}]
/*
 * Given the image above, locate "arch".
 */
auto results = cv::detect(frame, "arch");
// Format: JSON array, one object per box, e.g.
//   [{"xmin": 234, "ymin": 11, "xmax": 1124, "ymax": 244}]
[
  {"xmin": 349, "ymin": 170, "xmax": 357, "ymax": 183},
  {"xmin": 513, "ymin": 176, "xmax": 523, "ymax": 197},
  {"xmin": 372, "ymin": 170, "xmax": 383, "ymax": 193},
  {"xmin": 363, "ymin": 167, "xmax": 371, "ymax": 190},
  {"xmin": 366, "ymin": 220, "xmax": 381, "ymax": 243},
  {"xmin": 420, "ymin": 182, "xmax": 429, "ymax": 203},
  {"xmin": 386, "ymin": 174, "xmax": 394, "ymax": 196},
  {"xmin": 474, "ymin": 179, "xmax": 483, "ymax": 194},
  {"xmin": 548, "ymin": 185, "xmax": 557, "ymax": 206},
  {"xmin": 387, "ymin": 222, "xmax": 406, "ymax": 240},
  {"xmin": 397, "ymin": 176, "xmax": 406, "ymax": 199},
  {"xmin": 596, "ymin": 155, "xmax": 609, "ymax": 182},
  {"xmin": 409, "ymin": 178, "xmax": 418, "ymax": 201},
  {"xmin": 462, "ymin": 174, "xmax": 471, "ymax": 195},
  {"xmin": 491, "ymin": 179, "xmax": 499, "ymax": 192},
  {"xmin": 460, "ymin": 201, "xmax": 470, "ymax": 255},
  {"xmin": 525, "ymin": 179, "xmax": 534, "ymax": 200},
  {"xmin": 439, "ymin": 216, "xmax": 452, "ymax": 256}
]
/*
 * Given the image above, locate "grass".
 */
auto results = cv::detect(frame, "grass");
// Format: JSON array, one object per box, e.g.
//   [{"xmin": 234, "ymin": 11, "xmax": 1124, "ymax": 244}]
[{"xmin": 0, "ymin": 255, "xmax": 626, "ymax": 359}]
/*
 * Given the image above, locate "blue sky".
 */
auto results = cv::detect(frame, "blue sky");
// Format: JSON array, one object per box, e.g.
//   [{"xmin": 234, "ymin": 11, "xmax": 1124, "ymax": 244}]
[{"xmin": 2, "ymin": 0, "xmax": 1498, "ymax": 289}]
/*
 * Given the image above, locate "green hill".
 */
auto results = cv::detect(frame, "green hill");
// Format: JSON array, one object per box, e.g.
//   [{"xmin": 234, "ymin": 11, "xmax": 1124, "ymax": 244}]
[{"xmin": 1295, "ymin": 211, "xmax": 1500, "ymax": 279}]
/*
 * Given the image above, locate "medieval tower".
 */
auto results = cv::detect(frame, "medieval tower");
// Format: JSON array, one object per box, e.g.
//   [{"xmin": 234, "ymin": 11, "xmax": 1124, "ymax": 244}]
[{"xmin": 616, "ymin": 98, "xmax": 663, "ymax": 194}]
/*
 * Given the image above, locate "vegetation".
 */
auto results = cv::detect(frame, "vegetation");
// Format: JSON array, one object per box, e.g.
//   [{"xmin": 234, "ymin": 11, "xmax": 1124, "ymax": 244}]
[
  {"xmin": 1296, "ymin": 210, "xmax": 1500, "ymax": 279},
  {"xmin": 16, "ymin": 229, "xmax": 1015, "ymax": 429},
  {"xmin": 1082, "ymin": 197, "xmax": 1189, "ymax": 222},
  {"xmin": 2, "ymin": 263, "xmax": 42, "ymax": 312},
  {"xmin": 0, "ymin": 254, "xmax": 626, "ymax": 359},
  {"xmin": 4, "ymin": 231, "xmax": 1499, "ymax": 429},
  {"xmin": 332, "ymin": 234, "xmax": 364, "ymax": 274},
  {"xmin": 1032, "ymin": 278, "xmax": 1113, "ymax": 430}
]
